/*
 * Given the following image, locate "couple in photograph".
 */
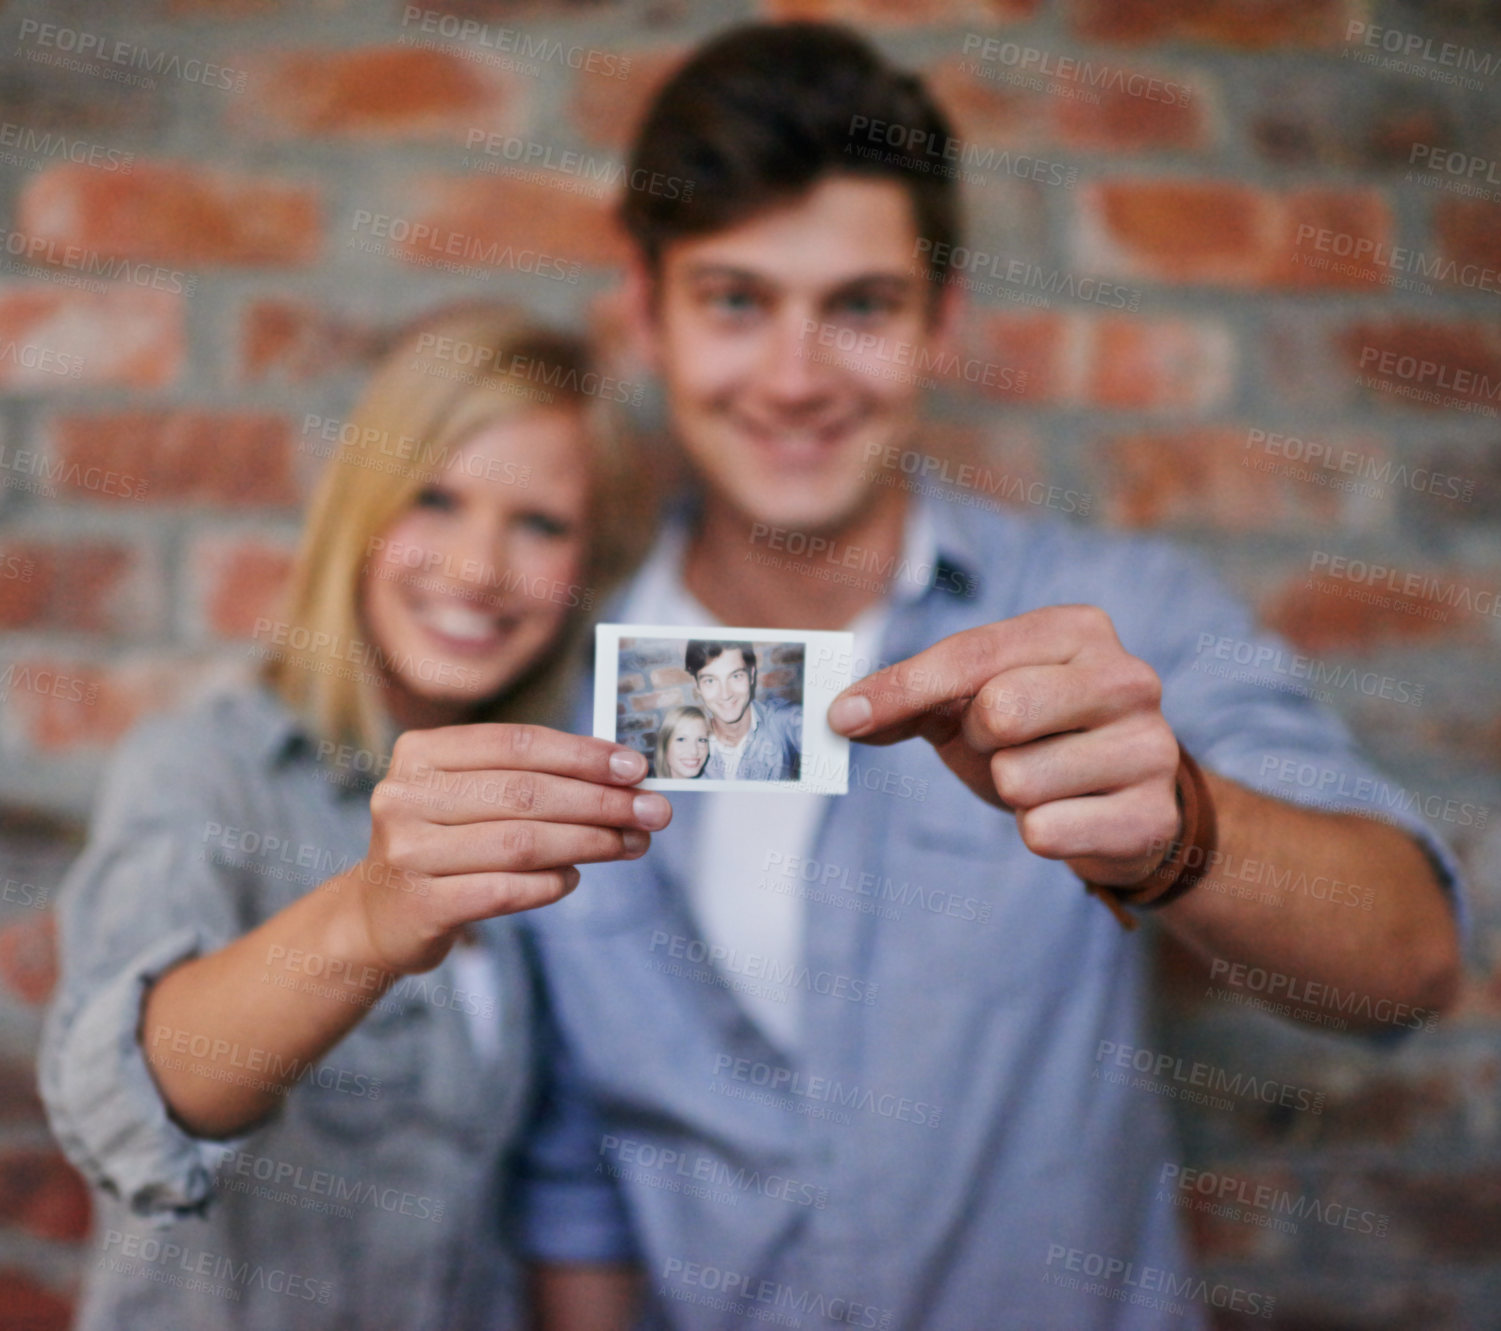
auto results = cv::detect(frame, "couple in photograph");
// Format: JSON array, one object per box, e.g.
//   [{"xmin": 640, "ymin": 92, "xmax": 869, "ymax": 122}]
[
  {"xmin": 653, "ymin": 641, "xmax": 803, "ymax": 782},
  {"xmin": 39, "ymin": 17, "xmax": 1463, "ymax": 1331}
]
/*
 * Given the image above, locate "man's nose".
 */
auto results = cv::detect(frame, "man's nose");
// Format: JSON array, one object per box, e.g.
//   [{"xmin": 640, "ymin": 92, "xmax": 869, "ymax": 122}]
[{"xmin": 760, "ymin": 313, "xmax": 832, "ymax": 404}]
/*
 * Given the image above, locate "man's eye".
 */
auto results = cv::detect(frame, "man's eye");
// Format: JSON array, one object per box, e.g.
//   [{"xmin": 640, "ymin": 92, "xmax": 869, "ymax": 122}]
[
  {"xmin": 518, "ymin": 512, "xmax": 572, "ymax": 538},
  {"xmin": 834, "ymin": 292, "xmax": 899, "ymax": 320},
  {"xmin": 414, "ymin": 485, "xmax": 457, "ymax": 512},
  {"xmin": 707, "ymin": 287, "xmax": 760, "ymax": 316}
]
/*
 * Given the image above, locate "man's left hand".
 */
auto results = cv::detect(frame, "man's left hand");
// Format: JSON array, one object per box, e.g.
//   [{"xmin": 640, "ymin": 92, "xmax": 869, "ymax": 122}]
[{"xmin": 827, "ymin": 605, "xmax": 1181, "ymax": 888}]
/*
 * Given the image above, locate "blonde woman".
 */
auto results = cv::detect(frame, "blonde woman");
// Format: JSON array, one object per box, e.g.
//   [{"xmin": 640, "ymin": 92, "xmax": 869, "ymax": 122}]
[
  {"xmin": 39, "ymin": 308, "xmax": 661, "ymax": 1331},
  {"xmin": 652, "ymin": 705, "xmax": 710, "ymax": 779}
]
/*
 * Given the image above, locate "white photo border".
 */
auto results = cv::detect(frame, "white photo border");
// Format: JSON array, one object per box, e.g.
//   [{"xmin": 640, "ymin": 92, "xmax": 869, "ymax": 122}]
[{"xmin": 594, "ymin": 623, "xmax": 852, "ymax": 794}]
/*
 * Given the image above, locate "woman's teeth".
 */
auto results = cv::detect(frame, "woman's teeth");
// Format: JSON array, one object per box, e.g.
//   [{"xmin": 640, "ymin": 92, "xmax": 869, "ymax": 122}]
[{"xmin": 417, "ymin": 599, "xmax": 504, "ymax": 644}]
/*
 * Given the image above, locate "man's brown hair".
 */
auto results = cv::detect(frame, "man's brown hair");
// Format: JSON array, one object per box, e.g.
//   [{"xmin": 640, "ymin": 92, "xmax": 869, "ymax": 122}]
[{"xmin": 619, "ymin": 21, "xmax": 961, "ymax": 288}]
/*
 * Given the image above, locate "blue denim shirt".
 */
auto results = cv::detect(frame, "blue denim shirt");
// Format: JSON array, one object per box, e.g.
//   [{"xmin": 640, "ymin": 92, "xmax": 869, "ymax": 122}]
[
  {"xmin": 516, "ymin": 491, "xmax": 1466, "ymax": 1330},
  {"xmin": 39, "ymin": 683, "xmax": 534, "ymax": 1331},
  {"xmin": 703, "ymin": 699, "xmax": 803, "ymax": 782}
]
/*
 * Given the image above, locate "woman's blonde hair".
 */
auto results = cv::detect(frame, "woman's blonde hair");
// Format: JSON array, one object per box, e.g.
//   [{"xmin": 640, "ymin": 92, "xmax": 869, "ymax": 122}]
[
  {"xmin": 653, "ymin": 704, "xmax": 709, "ymax": 779},
  {"xmin": 263, "ymin": 304, "xmax": 651, "ymax": 762}
]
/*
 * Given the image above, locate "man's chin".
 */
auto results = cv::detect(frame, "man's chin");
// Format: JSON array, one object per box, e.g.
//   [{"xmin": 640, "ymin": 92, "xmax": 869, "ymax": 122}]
[{"xmin": 735, "ymin": 476, "xmax": 877, "ymax": 536}]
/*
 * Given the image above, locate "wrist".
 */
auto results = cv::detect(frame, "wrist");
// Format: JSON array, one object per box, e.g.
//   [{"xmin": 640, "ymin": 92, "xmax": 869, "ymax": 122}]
[
  {"xmin": 1083, "ymin": 743, "xmax": 1219, "ymax": 927},
  {"xmin": 317, "ymin": 865, "xmax": 411, "ymax": 987}
]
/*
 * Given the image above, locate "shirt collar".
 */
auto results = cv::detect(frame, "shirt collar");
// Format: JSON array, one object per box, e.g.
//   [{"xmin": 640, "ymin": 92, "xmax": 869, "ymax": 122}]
[
  {"xmin": 625, "ymin": 486, "xmax": 987, "ymax": 620},
  {"xmin": 711, "ymin": 698, "xmax": 758, "ymax": 752},
  {"xmin": 244, "ymin": 681, "xmax": 313, "ymax": 768},
  {"xmin": 245, "ymin": 681, "xmax": 381, "ymax": 796}
]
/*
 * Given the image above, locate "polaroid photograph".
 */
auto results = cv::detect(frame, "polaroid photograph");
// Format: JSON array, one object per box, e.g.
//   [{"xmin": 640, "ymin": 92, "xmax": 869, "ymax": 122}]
[{"xmin": 593, "ymin": 624, "xmax": 854, "ymax": 794}]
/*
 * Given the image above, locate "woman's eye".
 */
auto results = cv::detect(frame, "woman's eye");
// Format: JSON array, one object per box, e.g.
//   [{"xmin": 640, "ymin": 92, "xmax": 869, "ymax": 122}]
[{"xmin": 413, "ymin": 485, "xmax": 457, "ymax": 512}]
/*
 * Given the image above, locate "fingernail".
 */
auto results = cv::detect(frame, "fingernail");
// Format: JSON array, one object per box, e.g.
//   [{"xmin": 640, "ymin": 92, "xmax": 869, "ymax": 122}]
[
  {"xmin": 633, "ymin": 793, "xmax": 670, "ymax": 829},
  {"xmin": 621, "ymin": 830, "xmax": 649, "ymax": 857},
  {"xmin": 610, "ymin": 749, "xmax": 646, "ymax": 780},
  {"xmin": 828, "ymin": 694, "xmax": 872, "ymax": 736}
]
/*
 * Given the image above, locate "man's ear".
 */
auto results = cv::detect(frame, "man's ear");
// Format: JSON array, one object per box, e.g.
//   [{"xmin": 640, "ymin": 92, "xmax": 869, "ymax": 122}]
[
  {"xmin": 622, "ymin": 252, "xmax": 663, "ymax": 372},
  {"xmin": 925, "ymin": 267, "xmax": 964, "ymax": 362}
]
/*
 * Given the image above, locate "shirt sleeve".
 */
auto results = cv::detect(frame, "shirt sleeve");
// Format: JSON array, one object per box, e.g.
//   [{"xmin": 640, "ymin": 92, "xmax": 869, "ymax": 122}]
[
  {"xmin": 37, "ymin": 714, "xmax": 257, "ymax": 1223},
  {"xmin": 1122, "ymin": 540, "xmax": 1470, "ymax": 940},
  {"xmin": 507, "ymin": 928, "xmax": 638, "ymax": 1265}
]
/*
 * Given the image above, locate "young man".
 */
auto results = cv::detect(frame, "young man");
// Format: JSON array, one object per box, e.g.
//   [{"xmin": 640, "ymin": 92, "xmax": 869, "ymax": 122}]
[
  {"xmin": 517, "ymin": 22, "xmax": 1464, "ymax": 1329},
  {"xmin": 685, "ymin": 640, "xmax": 802, "ymax": 781}
]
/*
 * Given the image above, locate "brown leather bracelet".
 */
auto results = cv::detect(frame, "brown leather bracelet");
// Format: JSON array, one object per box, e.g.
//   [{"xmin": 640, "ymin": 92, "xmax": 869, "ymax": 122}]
[{"xmin": 1083, "ymin": 743, "xmax": 1218, "ymax": 929}]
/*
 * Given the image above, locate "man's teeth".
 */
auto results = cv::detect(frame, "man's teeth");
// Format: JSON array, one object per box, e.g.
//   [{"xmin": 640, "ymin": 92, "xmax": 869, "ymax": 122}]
[{"xmin": 420, "ymin": 601, "xmax": 501, "ymax": 642}]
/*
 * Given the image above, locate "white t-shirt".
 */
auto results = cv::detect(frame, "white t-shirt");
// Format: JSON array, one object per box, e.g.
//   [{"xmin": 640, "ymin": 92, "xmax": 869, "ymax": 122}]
[
  {"xmin": 709, "ymin": 700, "xmax": 757, "ymax": 781},
  {"xmin": 618, "ymin": 505, "xmax": 937, "ymax": 1052}
]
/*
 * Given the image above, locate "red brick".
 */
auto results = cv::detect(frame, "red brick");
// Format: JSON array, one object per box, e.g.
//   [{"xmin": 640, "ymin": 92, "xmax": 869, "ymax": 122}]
[
  {"xmin": 1084, "ymin": 317, "xmax": 1232, "ymax": 410},
  {"xmin": 1081, "ymin": 180, "xmax": 1265, "ymax": 282},
  {"xmin": 0, "ymin": 287, "xmax": 182, "ymax": 390},
  {"xmin": 649, "ymin": 667, "xmax": 693, "ymax": 688},
  {"xmin": 1435, "ymin": 198, "xmax": 1501, "ymax": 279},
  {"xmin": 51, "ymin": 411, "xmax": 297, "ymax": 506},
  {"xmin": 17, "ymin": 162, "xmax": 320, "ymax": 268},
  {"xmin": 0, "ymin": 1054, "xmax": 45, "ymax": 1123},
  {"xmin": 1078, "ymin": 180, "xmax": 1391, "ymax": 287},
  {"xmin": 1261, "ymin": 567, "xmax": 1496, "ymax": 653},
  {"xmin": 765, "ymin": 0, "xmax": 1038, "ymax": 23},
  {"xmin": 1249, "ymin": 83, "xmax": 1455, "ymax": 171},
  {"xmin": 965, "ymin": 310, "xmax": 1068, "ymax": 403},
  {"xmin": 398, "ymin": 0, "xmax": 627, "ymax": 14},
  {"xmin": 1298, "ymin": 1071, "xmax": 1456, "ymax": 1145},
  {"xmin": 166, "ymin": 0, "xmax": 284, "ymax": 12},
  {"xmin": 0, "ymin": 1271, "xmax": 71, "ymax": 1331},
  {"xmin": 4, "ymin": 656, "xmax": 213, "ymax": 753},
  {"xmin": 398, "ymin": 176, "xmax": 629, "ymax": 272},
  {"xmin": 892, "ymin": 421, "xmax": 1056, "ymax": 516},
  {"xmin": 1053, "ymin": 72, "xmax": 1207, "ymax": 153},
  {"xmin": 1360, "ymin": 1169, "xmax": 1501, "ymax": 1262},
  {"xmin": 241, "ymin": 299, "xmax": 398, "ymax": 383},
  {"xmin": 0, "ymin": 540, "xmax": 157, "ymax": 636},
  {"xmin": 1267, "ymin": 188, "xmax": 1396, "ymax": 289},
  {"xmin": 1098, "ymin": 427, "xmax": 1356, "ymax": 531},
  {"xmin": 190, "ymin": 534, "xmax": 297, "ymax": 639},
  {"xmin": 629, "ymin": 690, "xmax": 680, "ymax": 713},
  {"xmin": 0, "ymin": 63, "xmax": 159, "ymax": 136},
  {"xmin": 1071, "ymin": 0, "xmax": 1356, "ymax": 49},
  {"xmin": 1338, "ymin": 318, "xmax": 1501, "ymax": 415},
  {"xmin": 1178, "ymin": 1165, "xmax": 1301, "ymax": 1262},
  {"xmin": 0, "ymin": 913, "xmax": 56, "ymax": 1005},
  {"xmin": 0, "ymin": 1148, "xmax": 91, "ymax": 1241},
  {"xmin": 926, "ymin": 61, "xmax": 1047, "ymax": 154},
  {"xmin": 568, "ymin": 49, "xmax": 681, "ymax": 152},
  {"xmin": 235, "ymin": 45, "xmax": 524, "ymax": 140}
]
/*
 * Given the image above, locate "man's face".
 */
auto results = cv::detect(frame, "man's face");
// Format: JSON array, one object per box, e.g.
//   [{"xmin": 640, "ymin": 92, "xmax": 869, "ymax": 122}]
[
  {"xmin": 693, "ymin": 649, "xmax": 754, "ymax": 729},
  {"xmin": 640, "ymin": 175, "xmax": 955, "ymax": 533}
]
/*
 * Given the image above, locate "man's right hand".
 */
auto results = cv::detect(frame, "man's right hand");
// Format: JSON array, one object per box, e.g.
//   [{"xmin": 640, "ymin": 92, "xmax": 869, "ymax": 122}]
[{"xmin": 356, "ymin": 724, "xmax": 671, "ymax": 974}]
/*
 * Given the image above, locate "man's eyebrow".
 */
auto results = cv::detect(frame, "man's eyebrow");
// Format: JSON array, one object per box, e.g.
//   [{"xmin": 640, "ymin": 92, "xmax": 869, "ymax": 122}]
[
  {"xmin": 682, "ymin": 263, "xmax": 770, "ymax": 284},
  {"xmin": 682, "ymin": 265, "xmax": 917, "ymax": 294},
  {"xmin": 827, "ymin": 272, "xmax": 915, "ymax": 296}
]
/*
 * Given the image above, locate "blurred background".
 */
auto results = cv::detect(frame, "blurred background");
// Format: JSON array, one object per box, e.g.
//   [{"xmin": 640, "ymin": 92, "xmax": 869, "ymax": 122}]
[{"xmin": 0, "ymin": 0, "xmax": 1497, "ymax": 1327}]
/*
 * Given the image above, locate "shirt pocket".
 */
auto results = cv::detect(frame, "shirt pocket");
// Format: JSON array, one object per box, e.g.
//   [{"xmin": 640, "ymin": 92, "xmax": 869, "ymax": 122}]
[
  {"xmin": 292, "ymin": 993, "xmax": 436, "ymax": 1139},
  {"xmin": 893, "ymin": 805, "xmax": 1085, "ymax": 1003}
]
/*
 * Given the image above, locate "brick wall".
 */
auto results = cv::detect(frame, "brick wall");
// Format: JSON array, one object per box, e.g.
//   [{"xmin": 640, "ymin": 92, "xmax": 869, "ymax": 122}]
[
  {"xmin": 0, "ymin": 1, "xmax": 1498, "ymax": 1327},
  {"xmin": 615, "ymin": 638, "xmax": 805, "ymax": 762}
]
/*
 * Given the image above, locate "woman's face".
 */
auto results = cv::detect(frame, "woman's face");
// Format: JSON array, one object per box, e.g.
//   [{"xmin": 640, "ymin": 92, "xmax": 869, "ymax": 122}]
[
  {"xmin": 664, "ymin": 714, "xmax": 710, "ymax": 778},
  {"xmin": 361, "ymin": 406, "xmax": 590, "ymax": 729}
]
